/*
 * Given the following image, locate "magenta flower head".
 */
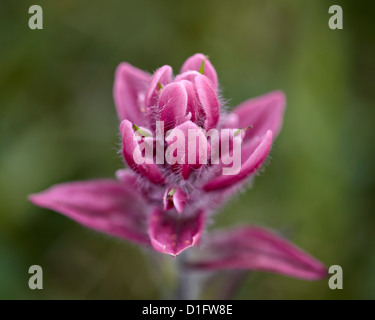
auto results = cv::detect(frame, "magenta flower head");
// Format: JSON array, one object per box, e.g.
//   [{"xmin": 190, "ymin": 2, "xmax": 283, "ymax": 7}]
[{"xmin": 29, "ymin": 54, "xmax": 326, "ymax": 281}]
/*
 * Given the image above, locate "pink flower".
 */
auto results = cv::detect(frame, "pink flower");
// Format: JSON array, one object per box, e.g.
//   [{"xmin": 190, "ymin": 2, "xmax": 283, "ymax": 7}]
[{"xmin": 29, "ymin": 54, "xmax": 326, "ymax": 280}]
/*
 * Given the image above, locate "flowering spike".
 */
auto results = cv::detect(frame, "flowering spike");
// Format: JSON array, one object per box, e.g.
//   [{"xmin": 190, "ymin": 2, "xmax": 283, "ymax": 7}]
[{"xmin": 30, "ymin": 53, "xmax": 326, "ymax": 283}]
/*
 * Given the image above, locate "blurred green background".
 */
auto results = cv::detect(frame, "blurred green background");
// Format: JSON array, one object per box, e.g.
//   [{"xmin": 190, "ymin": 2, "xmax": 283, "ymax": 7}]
[{"xmin": 1, "ymin": 0, "xmax": 374, "ymax": 299}]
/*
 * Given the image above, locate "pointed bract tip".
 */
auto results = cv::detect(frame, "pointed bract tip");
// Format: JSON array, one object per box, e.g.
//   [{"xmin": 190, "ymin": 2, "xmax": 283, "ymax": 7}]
[
  {"xmin": 132, "ymin": 123, "xmax": 152, "ymax": 137},
  {"xmin": 199, "ymin": 59, "xmax": 205, "ymax": 74}
]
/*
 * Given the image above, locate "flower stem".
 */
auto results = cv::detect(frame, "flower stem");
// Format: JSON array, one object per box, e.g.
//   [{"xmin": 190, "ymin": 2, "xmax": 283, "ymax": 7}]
[{"xmin": 175, "ymin": 251, "xmax": 199, "ymax": 300}]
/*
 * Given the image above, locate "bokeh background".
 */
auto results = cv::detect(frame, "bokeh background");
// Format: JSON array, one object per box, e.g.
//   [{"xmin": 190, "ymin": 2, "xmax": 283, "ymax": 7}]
[{"xmin": 1, "ymin": 0, "xmax": 374, "ymax": 299}]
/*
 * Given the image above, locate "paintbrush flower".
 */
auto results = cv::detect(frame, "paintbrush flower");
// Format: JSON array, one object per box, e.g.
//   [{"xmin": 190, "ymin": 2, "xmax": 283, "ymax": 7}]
[{"xmin": 29, "ymin": 54, "xmax": 326, "ymax": 280}]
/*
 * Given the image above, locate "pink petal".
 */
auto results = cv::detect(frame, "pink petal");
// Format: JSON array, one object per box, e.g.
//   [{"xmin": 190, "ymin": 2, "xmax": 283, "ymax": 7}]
[
  {"xmin": 166, "ymin": 121, "xmax": 210, "ymax": 180},
  {"xmin": 163, "ymin": 188, "xmax": 175, "ymax": 212},
  {"xmin": 203, "ymin": 131, "xmax": 273, "ymax": 191},
  {"xmin": 180, "ymin": 80, "xmax": 200, "ymax": 123},
  {"xmin": 207, "ymin": 127, "xmax": 243, "ymax": 174},
  {"xmin": 145, "ymin": 65, "xmax": 172, "ymax": 111},
  {"xmin": 173, "ymin": 188, "xmax": 188, "ymax": 213},
  {"xmin": 148, "ymin": 209, "xmax": 204, "ymax": 256},
  {"xmin": 113, "ymin": 63, "xmax": 151, "ymax": 124},
  {"xmin": 120, "ymin": 120, "xmax": 165, "ymax": 184},
  {"xmin": 232, "ymin": 91, "xmax": 286, "ymax": 142},
  {"xmin": 158, "ymin": 82, "xmax": 188, "ymax": 131},
  {"xmin": 29, "ymin": 179, "xmax": 150, "ymax": 245},
  {"xmin": 180, "ymin": 53, "xmax": 218, "ymax": 90},
  {"xmin": 163, "ymin": 188, "xmax": 188, "ymax": 214},
  {"xmin": 115, "ymin": 168, "xmax": 137, "ymax": 183},
  {"xmin": 195, "ymin": 75, "xmax": 220, "ymax": 130},
  {"xmin": 188, "ymin": 227, "xmax": 327, "ymax": 280},
  {"xmin": 221, "ymin": 113, "xmax": 239, "ymax": 129},
  {"xmin": 174, "ymin": 70, "xmax": 201, "ymax": 83}
]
